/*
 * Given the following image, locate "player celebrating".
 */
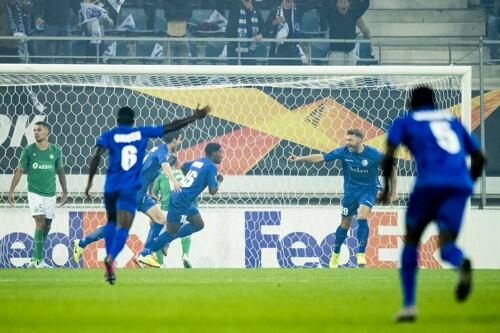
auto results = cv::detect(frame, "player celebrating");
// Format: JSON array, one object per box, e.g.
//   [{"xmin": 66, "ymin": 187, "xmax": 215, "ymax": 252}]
[
  {"xmin": 151, "ymin": 155, "xmax": 194, "ymax": 268},
  {"xmin": 289, "ymin": 129, "xmax": 397, "ymax": 268},
  {"xmin": 380, "ymin": 86, "xmax": 486, "ymax": 322},
  {"xmin": 138, "ymin": 143, "xmax": 223, "ymax": 258},
  {"xmin": 84, "ymin": 105, "xmax": 210, "ymax": 284},
  {"xmin": 73, "ymin": 131, "xmax": 182, "ymax": 266},
  {"xmin": 8, "ymin": 121, "xmax": 68, "ymax": 268}
]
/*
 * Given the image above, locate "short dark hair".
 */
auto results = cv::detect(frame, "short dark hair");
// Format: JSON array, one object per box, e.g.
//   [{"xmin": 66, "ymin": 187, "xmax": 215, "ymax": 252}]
[
  {"xmin": 167, "ymin": 154, "xmax": 178, "ymax": 167},
  {"xmin": 346, "ymin": 128, "xmax": 364, "ymax": 139},
  {"xmin": 205, "ymin": 143, "xmax": 222, "ymax": 156},
  {"xmin": 34, "ymin": 121, "xmax": 50, "ymax": 132},
  {"xmin": 409, "ymin": 86, "xmax": 436, "ymax": 111},
  {"xmin": 164, "ymin": 130, "xmax": 181, "ymax": 144},
  {"xmin": 117, "ymin": 106, "xmax": 135, "ymax": 125}
]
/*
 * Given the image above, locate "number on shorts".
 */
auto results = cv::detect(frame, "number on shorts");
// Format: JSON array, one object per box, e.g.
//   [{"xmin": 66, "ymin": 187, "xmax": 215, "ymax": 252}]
[
  {"xmin": 429, "ymin": 121, "xmax": 461, "ymax": 154},
  {"xmin": 121, "ymin": 145, "xmax": 138, "ymax": 171},
  {"xmin": 342, "ymin": 207, "xmax": 349, "ymax": 216}
]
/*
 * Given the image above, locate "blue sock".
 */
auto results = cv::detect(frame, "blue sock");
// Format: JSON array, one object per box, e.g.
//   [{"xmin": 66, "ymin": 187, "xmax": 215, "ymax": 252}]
[
  {"xmin": 440, "ymin": 243, "xmax": 464, "ymax": 267},
  {"xmin": 357, "ymin": 219, "xmax": 369, "ymax": 254},
  {"xmin": 401, "ymin": 244, "xmax": 418, "ymax": 307},
  {"xmin": 79, "ymin": 225, "xmax": 106, "ymax": 248},
  {"xmin": 334, "ymin": 226, "xmax": 349, "ymax": 253},
  {"xmin": 143, "ymin": 222, "xmax": 164, "ymax": 250},
  {"xmin": 109, "ymin": 227, "xmax": 129, "ymax": 260},
  {"xmin": 143, "ymin": 230, "xmax": 176, "ymax": 255},
  {"xmin": 103, "ymin": 221, "xmax": 116, "ymax": 256}
]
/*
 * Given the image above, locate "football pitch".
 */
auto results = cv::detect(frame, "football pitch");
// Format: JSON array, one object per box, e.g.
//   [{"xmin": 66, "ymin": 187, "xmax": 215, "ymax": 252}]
[{"xmin": 0, "ymin": 269, "xmax": 499, "ymax": 333}]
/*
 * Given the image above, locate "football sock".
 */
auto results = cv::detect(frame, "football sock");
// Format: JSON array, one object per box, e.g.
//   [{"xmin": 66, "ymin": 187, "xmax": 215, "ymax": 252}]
[
  {"xmin": 181, "ymin": 237, "xmax": 191, "ymax": 256},
  {"xmin": 156, "ymin": 250, "xmax": 164, "ymax": 265},
  {"xmin": 42, "ymin": 218, "xmax": 52, "ymax": 243},
  {"xmin": 401, "ymin": 244, "xmax": 418, "ymax": 307},
  {"xmin": 334, "ymin": 226, "xmax": 349, "ymax": 254},
  {"xmin": 33, "ymin": 228, "xmax": 44, "ymax": 262},
  {"xmin": 357, "ymin": 219, "xmax": 369, "ymax": 253},
  {"xmin": 104, "ymin": 221, "xmax": 117, "ymax": 256},
  {"xmin": 143, "ymin": 222, "xmax": 164, "ymax": 251},
  {"xmin": 79, "ymin": 225, "xmax": 106, "ymax": 248},
  {"xmin": 440, "ymin": 242, "xmax": 464, "ymax": 267},
  {"xmin": 109, "ymin": 227, "xmax": 129, "ymax": 260}
]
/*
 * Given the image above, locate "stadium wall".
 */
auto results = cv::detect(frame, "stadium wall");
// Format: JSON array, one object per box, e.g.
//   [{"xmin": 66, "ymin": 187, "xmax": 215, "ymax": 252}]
[{"xmin": 1, "ymin": 207, "xmax": 499, "ymax": 269}]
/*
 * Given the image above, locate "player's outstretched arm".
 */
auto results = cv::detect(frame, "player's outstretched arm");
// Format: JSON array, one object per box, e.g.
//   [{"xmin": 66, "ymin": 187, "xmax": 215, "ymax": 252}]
[
  {"xmin": 163, "ymin": 105, "xmax": 211, "ymax": 134},
  {"xmin": 380, "ymin": 142, "xmax": 397, "ymax": 203},
  {"xmin": 288, "ymin": 153, "xmax": 325, "ymax": 163},
  {"xmin": 85, "ymin": 146, "xmax": 106, "ymax": 197},
  {"xmin": 8, "ymin": 168, "xmax": 24, "ymax": 206}
]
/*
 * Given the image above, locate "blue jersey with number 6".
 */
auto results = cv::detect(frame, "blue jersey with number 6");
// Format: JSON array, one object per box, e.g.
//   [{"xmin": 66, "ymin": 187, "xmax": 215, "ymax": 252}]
[
  {"xmin": 387, "ymin": 110, "xmax": 479, "ymax": 190},
  {"xmin": 96, "ymin": 124, "xmax": 165, "ymax": 193},
  {"xmin": 172, "ymin": 157, "xmax": 218, "ymax": 208}
]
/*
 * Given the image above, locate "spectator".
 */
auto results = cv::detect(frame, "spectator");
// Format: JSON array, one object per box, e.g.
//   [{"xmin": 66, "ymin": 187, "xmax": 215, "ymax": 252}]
[
  {"xmin": 0, "ymin": 1, "xmax": 19, "ymax": 62},
  {"xmin": 226, "ymin": 0, "xmax": 264, "ymax": 65},
  {"xmin": 321, "ymin": 0, "xmax": 369, "ymax": 65},
  {"xmin": 265, "ymin": 0, "xmax": 318, "ymax": 65},
  {"xmin": 483, "ymin": 0, "xmax": 500, "ymax": 61},
  {"xmin": 201, "ymin": 0, "xmax": 229, "ymax": 14},
  {"xmin": 78, "ymin": 0, "xmax": 114, "ymax": 63},
  {"xmin": 4, "ymin": 0, "xmax": 34, "ymax": 62},
  {"xmin": 34, "ymin": 0, "xmax": 80, "ymax": 63},
  {"xmin": 163, "ymin": 0, "xmax": 193, "ymax": 64}
]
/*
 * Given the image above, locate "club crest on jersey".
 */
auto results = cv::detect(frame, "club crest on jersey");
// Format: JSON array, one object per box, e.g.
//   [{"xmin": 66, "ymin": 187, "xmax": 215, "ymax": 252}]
[
  {"xmin": 49, "ymin": 154, "xmax": 54, "ymax": 159},
  {"xmin": 362, "ymin": 159, "xmax": 368, "ymax": 166}
]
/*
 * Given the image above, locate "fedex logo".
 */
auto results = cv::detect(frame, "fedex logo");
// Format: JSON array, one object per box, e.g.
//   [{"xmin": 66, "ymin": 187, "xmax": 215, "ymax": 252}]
[{"xmin": 244, "ymin": 211, "xmax": 441, "ymax": 269}]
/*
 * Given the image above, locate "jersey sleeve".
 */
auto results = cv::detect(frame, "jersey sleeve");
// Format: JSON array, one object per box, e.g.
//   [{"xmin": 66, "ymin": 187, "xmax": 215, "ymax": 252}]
[
  {"xmin": 323, "ymin": 148, "xmax": 343, "ymax": 162},
  {"xmin": 18, "ymin": 146, "xmax": 29, "ymax": 170},
  {"xmin": 207, "ymin": 165, "xmax": 218, "ymax": 189},
  {"xmin": 96, "ymin": 131, "xmax": 109, "ymax": 149},
  {"xmin": 157, "ymin": 145, "xmax": 170, "ymax": 165},
  {"xmin": 458, "ymin": 122, "xmax": 480, "ymax": 154},
  {"xmin": 181, "ymin": 161, "xmax": 193, "ymax": 175},
  {"xmin": 141, "ymin": 125, "xmax": 165, "ymax": 139},
  {"xmin": 387, "ymin": 117, "xmax": 405, "ymax": 147}
]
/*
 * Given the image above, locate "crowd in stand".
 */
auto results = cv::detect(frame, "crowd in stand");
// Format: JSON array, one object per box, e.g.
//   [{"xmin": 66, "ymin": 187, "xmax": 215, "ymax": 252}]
[{"xmin": 0, "ymin": 0, "xmax": 496, "ymax": 65}]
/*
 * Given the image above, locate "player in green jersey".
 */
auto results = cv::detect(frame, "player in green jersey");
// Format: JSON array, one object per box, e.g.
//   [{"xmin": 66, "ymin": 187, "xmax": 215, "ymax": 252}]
[
  {"xmin": 8, "ymin": 121, "xmax": 68, "ymax": 268},
  {"xmin": 151, "ymin": 154, "xmax": 193, "ymax": 268}
]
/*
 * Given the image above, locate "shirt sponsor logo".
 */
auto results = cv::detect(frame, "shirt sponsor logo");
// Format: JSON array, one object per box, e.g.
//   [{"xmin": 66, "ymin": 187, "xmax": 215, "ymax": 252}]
[{"xmin": 32, "ymin": 162, "xmax": 52, "ymax": 170}]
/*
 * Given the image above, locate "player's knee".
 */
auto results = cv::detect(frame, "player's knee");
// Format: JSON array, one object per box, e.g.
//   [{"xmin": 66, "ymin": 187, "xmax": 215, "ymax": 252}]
[
  {"xmin": 166, "ymin": 222, "xmax": 180, "ymax": 234},
  {"xmin": 34, "ymin": 216, "xmax": 46, "ymax": 229},
  {"xmin": 194, "ymin": 220, "xmax": 204, "ymax": 231}
]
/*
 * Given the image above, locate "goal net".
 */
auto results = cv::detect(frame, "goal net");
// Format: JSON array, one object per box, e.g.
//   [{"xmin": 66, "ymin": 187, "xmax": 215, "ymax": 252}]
[{"xmin": 0, "ymin": 64, "xmax": 471, "ymax": 269}]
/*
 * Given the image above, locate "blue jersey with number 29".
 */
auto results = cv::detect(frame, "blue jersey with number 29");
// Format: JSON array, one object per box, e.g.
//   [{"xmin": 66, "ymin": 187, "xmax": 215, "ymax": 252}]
[
  {"xmin": 387, "ymin": 110, "xmax": 480, "ymax": 190},
  {"xmin": 96, "ymin": 124, "xmax": 165, "ymax": 193}
]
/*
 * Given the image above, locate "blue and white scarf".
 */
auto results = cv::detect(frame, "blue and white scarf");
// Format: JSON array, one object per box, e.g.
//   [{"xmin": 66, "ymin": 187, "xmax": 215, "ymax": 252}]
[
  {"xmin": 7, "ymin": 1, "xmax": 32, "ymax": 36},
  {"xmin": 274, "ymin": 3, "xmax": 301, "ymax": 54},
  {"xmin": 237, "ymin": 5, "xmax": 260, "ymax": 53}
]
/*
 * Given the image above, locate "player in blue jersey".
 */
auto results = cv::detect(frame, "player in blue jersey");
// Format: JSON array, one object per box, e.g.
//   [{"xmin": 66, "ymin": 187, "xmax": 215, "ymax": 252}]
[
  {"xmin": 73, "ymin": 131, "xmax": 182, "ymax": 267},
  {"xmin": 84, "ymin": 105, "xmax": 210, "ymax": 284},
  {"xmin": 289, "ymin": 129, "xmax": 397, "ymax": 268},
  {"xmin": 134, "ymin": 131, "xmax": 183, "ymax": 268},
  {"xmin": 138, "ymin": 143, "xmax": 223, "ymax": 259},
  {"xmin": 380, "ymin": 86, "xmax": 486, "ymax": 322}
]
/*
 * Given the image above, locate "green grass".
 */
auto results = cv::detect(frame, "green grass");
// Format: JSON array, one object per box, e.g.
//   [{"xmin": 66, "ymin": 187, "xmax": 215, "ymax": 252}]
[{"xmin": 0, "ymin": 269, "xmax": 499, "ymax": 333}]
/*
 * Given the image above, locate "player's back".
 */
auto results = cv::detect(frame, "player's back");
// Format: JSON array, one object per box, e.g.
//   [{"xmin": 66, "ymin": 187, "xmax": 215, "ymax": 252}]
[
  {"xmin": 97, "ymin": 124, "xmax": 164, "ymax": 192},
  {"xmin": 173, "ymin": 157, "xmax": 218, "ymax": 206},
  {"xmin": 140, "ymin": 143, "xmax": 170, "ymax": 187},
  {"xmin": 388, "ymin": 109, "xmax": 478, "ymax": 190}
]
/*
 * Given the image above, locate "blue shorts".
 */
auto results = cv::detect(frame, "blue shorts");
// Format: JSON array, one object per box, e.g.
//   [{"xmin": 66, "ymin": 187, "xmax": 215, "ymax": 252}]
[
  {"xmin": 341, "ymin": 189, "xmax": 378, "ymax": 217},
  {"xmin": 136, "ymin": 185, "xmax": 157, "ymax": 213},
  {"xmin": 104, "ymin": 187, "xmax": 138, "ymax": 219},
  {"xmin": 167, "ymin": 197, "xmax": 199, "ymax": 225},
  {"xmin": 406, "ymin": 186, "xmax": 471, "ymax": 235}
]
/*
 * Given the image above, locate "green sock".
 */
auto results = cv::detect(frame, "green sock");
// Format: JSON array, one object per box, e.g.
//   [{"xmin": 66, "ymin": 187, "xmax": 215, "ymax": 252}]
[
  {"xmin": 42, "ymin": 219, "xmax": 52, "ymax": 243},
  {"xmin": 156, "ymin": 250, "xmax": 164, "ymax": 265},
  {"xmin": 33, "ymin": 229, "xmax": 44, "ymax": 262},
  {"xmin": 181, "ymin": 237, "xmax": 191, "ymax": 256}
]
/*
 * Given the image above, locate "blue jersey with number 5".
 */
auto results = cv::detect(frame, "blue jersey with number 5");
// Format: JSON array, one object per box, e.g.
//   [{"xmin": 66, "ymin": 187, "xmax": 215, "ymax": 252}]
[
  {"xmin": 96, "ymin": 124, "xmax": 165, "ymax": 193},
  {"xmin": 387, "ymin": 110, "xmax": 480, "ymax": 190},
  {"xmin": 173, "ymin": 157, "xmax": 218, "ymax": 207}
]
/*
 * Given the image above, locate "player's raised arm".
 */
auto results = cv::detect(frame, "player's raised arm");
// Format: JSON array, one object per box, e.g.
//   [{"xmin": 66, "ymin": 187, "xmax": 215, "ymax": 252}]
[
  {"xmin": 85, "ymin": 146, "xmax": 106, "ymax": 197},
  {"xmin": 163, "ymin": 105, "xmax": 211, "ymax": 134},
  {"xmin": 288, "ymin": 153, "xmax": 325, "ymax": 163}
]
